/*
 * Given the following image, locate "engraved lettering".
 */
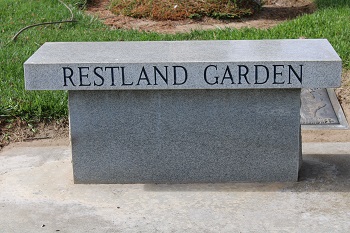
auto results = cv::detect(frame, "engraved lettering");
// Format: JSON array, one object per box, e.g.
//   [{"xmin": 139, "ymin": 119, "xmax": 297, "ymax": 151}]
[
  {"xmin": 154, "ymin": 66, "xmax": 168, "ymax": 85},
  {"xmin": 137, "ymin": 66, "xmax": 151, "ymax": 85},
  {"xmin": 78, "ymin": 67, "xmax": 91, "ymax": 86},
  {"xmin": 288, "ymin": 65, "xmax": 303, "ymax": 84},
  {"xmin": 93, "ymin": 67, "xmax": 104, "ymax": 86},
  {"xmin": 105, "ymin": 67, "xmax": 119, "ymax": 86},
  {"xmin": 254, "ymin": 65, "xmax": 269, "ymax": 84},
  {"xmin": 204, "ymin": 65, "xmax": 219, "ymax": 85},
  {"xmin": 173, "ymin": 66, "xmax": 187, "ymax": 85},
  {"xmin": 120, "ymin": 67, "xmax": 133, "ymax": 86},
  {"xmin": 273, "ymin": 65, "xmax": 285, "ymax": 84},
  {"xmin": 62, "ymin": 67, "xmax": 75, "ymax": 86},
  {"xmin": 221, "ymin": 66, "xmax": 235, "ymax": 84},
  {"xmin": 238, "ymin": 65, "xmax": 250, "ymax": 84}
]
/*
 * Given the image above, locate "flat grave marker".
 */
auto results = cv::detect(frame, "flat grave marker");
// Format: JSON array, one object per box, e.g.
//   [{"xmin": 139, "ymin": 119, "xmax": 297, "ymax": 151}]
[{"xmin": 301, "ymin": 88, "xmax": 348, "ymax": 129}]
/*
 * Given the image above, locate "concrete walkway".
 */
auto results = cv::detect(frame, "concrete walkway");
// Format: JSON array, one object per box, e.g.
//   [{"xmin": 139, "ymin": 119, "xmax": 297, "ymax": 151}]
[{"xmin": 1, "ymin": 142, "xmax": 350, "ymax": 232}]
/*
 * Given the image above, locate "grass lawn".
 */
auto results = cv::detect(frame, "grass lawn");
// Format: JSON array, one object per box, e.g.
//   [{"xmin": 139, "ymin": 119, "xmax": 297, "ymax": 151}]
[{"xmin": 0, "ymin": 0, "xmax": 349, "ymax": 121}]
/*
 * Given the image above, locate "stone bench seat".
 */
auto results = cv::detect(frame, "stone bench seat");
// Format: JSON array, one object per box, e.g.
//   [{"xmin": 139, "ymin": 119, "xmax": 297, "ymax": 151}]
[{"xmin": 24, "ymin": 39, "xmax": 342, "ymax": 183}]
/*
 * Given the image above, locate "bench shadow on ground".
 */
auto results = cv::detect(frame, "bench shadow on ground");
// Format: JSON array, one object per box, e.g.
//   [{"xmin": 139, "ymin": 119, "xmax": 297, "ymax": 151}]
[{"xmin": 143, "ymin": 154, "xmax": 350, "ymax": 192}]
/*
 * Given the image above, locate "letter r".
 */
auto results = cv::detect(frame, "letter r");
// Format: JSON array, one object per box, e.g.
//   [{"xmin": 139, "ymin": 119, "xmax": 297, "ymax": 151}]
[{"xmin": 63, "ymin": 67, "xmax": 75, "ymax": 86}]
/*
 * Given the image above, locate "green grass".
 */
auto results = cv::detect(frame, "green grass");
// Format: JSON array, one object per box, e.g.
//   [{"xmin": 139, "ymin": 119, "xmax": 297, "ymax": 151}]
[{"xmin": 1, "ymin": 0, "xmax": 349, "ymax": 120}]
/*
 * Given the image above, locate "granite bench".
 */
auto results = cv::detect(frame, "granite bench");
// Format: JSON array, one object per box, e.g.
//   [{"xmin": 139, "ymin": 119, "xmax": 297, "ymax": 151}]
[{"xmin": 24, "ymin": 39, "xmax": 342, "ymax": 183}]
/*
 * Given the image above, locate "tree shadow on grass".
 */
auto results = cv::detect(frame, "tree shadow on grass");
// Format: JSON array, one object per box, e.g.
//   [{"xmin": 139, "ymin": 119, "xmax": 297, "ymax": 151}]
[
  {"xmin": 315, "ymin": 0, "xmax": 350, "ymax": 9},
  {"xmin": 253, "ymin": 4, "xmax": 316, "ymax": 21}
]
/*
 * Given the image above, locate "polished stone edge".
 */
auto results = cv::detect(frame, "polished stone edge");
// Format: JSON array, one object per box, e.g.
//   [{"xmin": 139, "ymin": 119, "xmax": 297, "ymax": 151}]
[
  {"xmin": 24, "ymin": 61, "xmax": 341, "ymax": 90},
  {"xmin": 24, "ymin": 40, "xmax": 342, "ymax": 90}
]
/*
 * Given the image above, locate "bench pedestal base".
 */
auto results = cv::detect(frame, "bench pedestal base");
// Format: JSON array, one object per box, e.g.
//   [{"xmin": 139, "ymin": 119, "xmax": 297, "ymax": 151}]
[{"xmin": 69, "ymin": 89, "xmax": 301, "ymax": 183}]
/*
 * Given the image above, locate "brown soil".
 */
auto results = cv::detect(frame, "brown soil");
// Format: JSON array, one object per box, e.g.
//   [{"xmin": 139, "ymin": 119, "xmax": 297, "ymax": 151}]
[
  {"xmin": 110, "ymin": 0, "xmax": 260, "ymax": 21},
  {"xmin": 86, "ymin": 0, "xmax": 317, "ymax": 33},
  {"xmin": 1, "ymin": 0, "xmax": 349, "ymax": 150},
  {"xmin": 0, "ymin": 118, "xmax": 70, "ymax": 150}
]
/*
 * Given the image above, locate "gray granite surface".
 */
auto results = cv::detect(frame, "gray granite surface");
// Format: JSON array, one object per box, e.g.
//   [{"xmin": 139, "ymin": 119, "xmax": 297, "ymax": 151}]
[
  {"xmin": 23, "ymin": 39, "xmax": 341, "ymax": 183},
  {"xmin": 69, "ymin": 89, "xmax": 301, "ymax": 183},
  {"xmin": 24, "ymin": 39, "xmax": 341, "ymax": 90}
]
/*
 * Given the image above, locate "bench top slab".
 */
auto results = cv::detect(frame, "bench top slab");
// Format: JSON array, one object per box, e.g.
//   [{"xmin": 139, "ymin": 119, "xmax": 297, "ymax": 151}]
[{"xmin": 24, "ymin": 39, "xmax": 341, "ymax": 90}]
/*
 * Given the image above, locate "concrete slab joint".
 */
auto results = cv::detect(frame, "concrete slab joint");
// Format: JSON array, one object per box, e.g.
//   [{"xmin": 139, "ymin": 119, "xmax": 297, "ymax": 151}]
[{"xmin": 24, "ymin": 39, "xmax": 342, "ymax": 183}]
